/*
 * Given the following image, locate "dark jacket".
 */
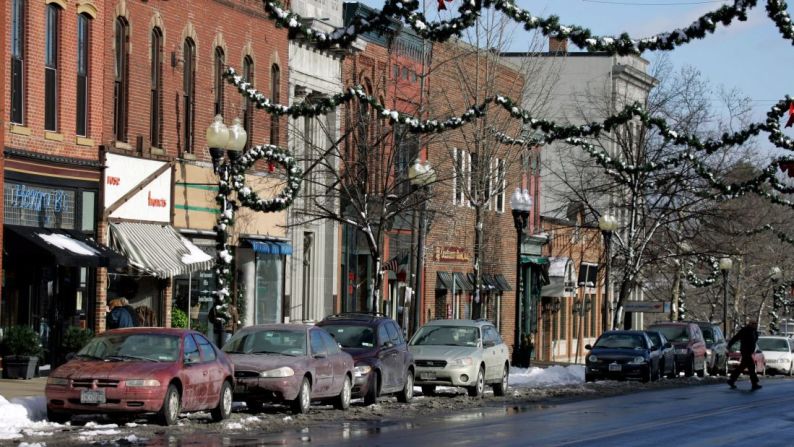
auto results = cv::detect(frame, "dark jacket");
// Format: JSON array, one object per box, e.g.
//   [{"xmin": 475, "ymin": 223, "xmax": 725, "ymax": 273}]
[
  {"xmin": 107, "ymin": 306, "xmax": 136, "ymax": 329},
  {"xmin": 123, "ymin": 305, "xmax": 140, "ymax": 327},
  {"xmin": 728, "ymin": 325, "xmax": 758, "ymax": 357}
]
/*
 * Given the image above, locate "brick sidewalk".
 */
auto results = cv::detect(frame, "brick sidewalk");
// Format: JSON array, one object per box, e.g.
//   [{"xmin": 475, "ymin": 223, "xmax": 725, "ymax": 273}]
[{"xmin": 0, "ymin": 377, "xmax": 46, "ymax": 399}]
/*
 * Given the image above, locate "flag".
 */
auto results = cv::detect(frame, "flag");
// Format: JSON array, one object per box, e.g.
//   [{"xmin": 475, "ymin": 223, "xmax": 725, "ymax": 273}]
[
  {"xmin": 786, "ymin": 103, "xmax": 794, "ymax": 128},
  {"xmin": 383, "ymin": 251, "xmax": 409, "ymax": 272},
  {"xmin": 438, "ymin": 0, "xmax": 454, "ymax": 10}
]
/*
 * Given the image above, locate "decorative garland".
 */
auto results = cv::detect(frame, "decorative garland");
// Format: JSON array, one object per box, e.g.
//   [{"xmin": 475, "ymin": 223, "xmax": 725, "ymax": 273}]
[
  {"xmin": 684, "ymin": 257, "xmax": 720, "ymax": 288},
  {"xmin": 230, "ymin": 144, "xmax": 302, "ymax": 212},
  {"xmin": 212, "ymin": 164, "xmax": 237, "ymax": 326}
]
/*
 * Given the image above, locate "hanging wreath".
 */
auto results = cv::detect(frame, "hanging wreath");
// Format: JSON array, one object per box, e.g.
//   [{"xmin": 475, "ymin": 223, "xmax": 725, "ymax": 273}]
[{"xmin": 230, "ymin": 144, "xmax": 302, "ymax": 212}]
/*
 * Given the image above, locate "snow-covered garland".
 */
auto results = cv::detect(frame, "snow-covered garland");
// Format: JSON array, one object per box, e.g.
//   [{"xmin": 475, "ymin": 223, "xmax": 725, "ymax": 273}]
[
  {"xmin": 768, "ymin": 282, "xmax": 791, "ymax": 335},
  {"xmin": 212, "ymin": 165, "xmax": 237, "ymax": 326},
  {"xmin": 684, "ymin": 257, "xmax": 720, "ymax": 288},
  {"xmin": 745, "ymin": 223, "xmax": 794, "ymax": 247},
  {"xmin": 767, "ymin": 0, "xmax": 794, "ymax": 47},
  {"xmin": 229, "ymin": 145, "xmax": 302, "ymax": 213}
]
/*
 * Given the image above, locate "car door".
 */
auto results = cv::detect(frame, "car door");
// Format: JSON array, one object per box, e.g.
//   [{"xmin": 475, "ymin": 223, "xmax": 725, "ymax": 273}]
[
  {"xmin": 320, "ymin": 330, "xmax": 347, "ymax": 395},
  {"xmin": 195, "ymin": 334, "xmax": 223, "ymax": 409},
  {"xmin": 310, "ymin": 329, "xmax": 333, "ymax": 397},
  {"xmin": 690, "ymin": 325, "xmax": 707, "ymax": 370},
  {"xmin": 383, "ymin": 322, "xmax": 404, "ymax": 392},
  {"xmin": 713, "ymin": 326, "xmax": 727, "ymax": 367},
  {"xmin": 180, "ymin": 334, "xmax": 207, "ymax": 411},
  {"xmin": 481, "ymin": 326, "xmax": 500, "ymax": 380},
  {"xmin": 376, "ymin": 323, "xmax": 398, "ymax": 390}
]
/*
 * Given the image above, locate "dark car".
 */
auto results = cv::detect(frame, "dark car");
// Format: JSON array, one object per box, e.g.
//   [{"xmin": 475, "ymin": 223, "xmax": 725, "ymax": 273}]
[
  {"xmin": 727, "ymin": 340, "xmax": 766, "ymax": 376},
  {"xmin": 644, "ymin": 330, "xmax": 676, "ymax": 379},
  {"xmin": 45, "ymin": 328, "xmax": 234, "ymax": 426},
  {"xmin": 647, "ymin": 322, "xmax": 707, "ymax": 377},
  {"xmin": 585, "ymin": 330, "xmax": 663, "ymax": 382},
  {"xmin": 691, "ymin": 321, "xmax": 728, "ymax": 376},
  {"xmin": 222, "ymin": 324, "xmax": 354, "ymax": 414},
  {"xmin": 317, "ymin": 313, "xmax": 414, "ymax": 405}
]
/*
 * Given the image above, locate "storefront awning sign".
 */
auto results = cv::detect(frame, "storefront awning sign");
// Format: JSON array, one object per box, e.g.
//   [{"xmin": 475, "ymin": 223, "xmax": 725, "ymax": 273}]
[
  {"xmin": 520, "ymin": 255, "xmax": 549, "ymax": 265},
  {"xmin": 4, "ymin": 224, "xmax": 127, "ymax": 269},
  {"xmin": 110, "ymin": 222, "xmax": 213, "ymax": 278},
  {"xmin": 247, "ymin": 239, "xmax": 293, "ymax": 255}
]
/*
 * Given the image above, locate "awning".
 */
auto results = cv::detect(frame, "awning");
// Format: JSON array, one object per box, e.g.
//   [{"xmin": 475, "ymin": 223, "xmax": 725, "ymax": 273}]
[
  {"xmin": 543, "ymin": 257, "xmax": 575, "ymax": 297},
  {"xmin": 494, "ymin": 274, "xmax": 512, "ymax": 291},
  {"xmin": 110, "ymin": 222, "xmax": 214, "ymax": 278},
  {"xmin": 454, "ymin": 272, "xmax": 474, "ymax": 291},
  {"xmin": 4, "ymin": 225, "xmax": 127, "ymax": 269},
  {"xmin": 521, "ymin": 255, "xmax": 549, "ymax": 265},
  {"xmin": 247, "ymin": 239, "xmax": 293, "ymax": 255},
  {"xmin": 472, "ymin": 273, "xmax": 497, "ymax": 291},
  {"xmin": 436, "ymin": 272, "xmax": 455, "ymax": 290}
]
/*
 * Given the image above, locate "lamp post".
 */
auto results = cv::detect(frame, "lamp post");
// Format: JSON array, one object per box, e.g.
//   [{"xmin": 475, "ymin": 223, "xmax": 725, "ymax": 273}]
[
  {"xmin": 767, "ymin": 266, "xmax": 783, "ymax": 333},
  {"xmin": 408, "ymin": 160, "xmax": 436, "ymax": 336},
  {"xmin": 719, "ymin": 257, "xmax": 733, "ymax": 336},
  {"xmin": 598, "ymin": 214, "xmax": 617, "ymax": 332},
  {"xmin": 510, "ymin": 187, "xmax": 533, "ymax": 367}
]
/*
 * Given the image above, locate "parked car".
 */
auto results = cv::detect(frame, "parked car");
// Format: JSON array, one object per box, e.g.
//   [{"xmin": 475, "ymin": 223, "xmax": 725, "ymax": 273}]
[
  {"xmin": 316, "ymin": 313, "xmax": 414, "ymax": 405},
  {"xmin": 643, "ymin": 330, "xmax": 676, "ymax": 379},
  {"xmin": 45, "ymin": 328, "xmax": 234, "ymax": 426},
  {"xmin": 409, "ymin": 319, "xmax": 509, "ymax": 398},
  {"xmin": 222, "ymin": 324, "xmax": 354, "ymax": 414},
  {"xmin": 727, "ymin": 340, "xmax": 766, "ymax": 376},
  {"xmin": 585, "ymin": 331, "xmax": 663, "ymax": 382},
  {"xmin": 647, "ymin": 322, "xmax": 707, "ymax": 377},
  {"xmin": 757, "ymin": 336, "xmax": 793, "ymax": 375},
  {"xmin": 691, "ymin": 321, "xmax": 728, "ymax": 376}
]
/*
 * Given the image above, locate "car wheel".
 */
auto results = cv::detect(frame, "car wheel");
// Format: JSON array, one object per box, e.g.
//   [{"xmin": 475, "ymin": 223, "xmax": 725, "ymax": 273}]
[
  {"xmin": 157, "ymin": 384, "xmax": 181, "ymax": 426},
  {"xmin": 666, "ymin": 360, "xmax": 677, "ymax": 379},
  {"xmin": 47, "ymin": 408, "xmax": 70, "ymax": 424},
  {"xmin": 585, "ymin": 373, "xmax": 596, "ymax": 383},
  {"xmin": 493, "ymin": 364, "xmax": 509, "ymax": 397},
  {"xmin": 397, "ymin": 371, "xmax": 414, "ymax": 403},
  {"xmin": 334, "ymin": 375, "xmax": 352, "ymax": 410},
  {"xmin": 467, "ymin": 366, "xmax": 485, "ymax": 397},
  {"xmin": 363, "ymin": 372, "xmax": 379, "ymax": 406},
  {"xmin": 684, "ymin": 356, "xmax": 695, "ymax": 377},
  {"xmin": 211, "ymin": 381, "xmax": 233, "ymax": 422},
  {"xmin": 421, "ymin": 385, "xmax": 436, "ymax": 396},
  {"xmin": 291, "ymin": 377, "xmax": 311, "ymax": 414},
  {"xmin": 641, "ymin": 366, "xmax": 651, "ymax": 383},
  {"xmin": 788, "ymin": 362, "xmax": 794, "ymax": 376},
  {"xmin": 696, "ymin": 359, "xmax": 706, "ymax": 378}
]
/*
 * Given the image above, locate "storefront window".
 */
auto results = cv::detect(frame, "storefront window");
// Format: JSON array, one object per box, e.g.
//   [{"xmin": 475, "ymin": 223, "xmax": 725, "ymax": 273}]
[
  {"xmin": 81, "ymin": 191, "xmax": 95, "ymax": 232},
  {"xmin": 174, "ymin": 270, "xmax": 216, "ymax": 334},
  {"xmin": 255, "ymin": 253, "xmax": 283, "ymax": 324},
  {"xmin": 4, "ymin": 182, "xmax": 75, "ymax": 229}
]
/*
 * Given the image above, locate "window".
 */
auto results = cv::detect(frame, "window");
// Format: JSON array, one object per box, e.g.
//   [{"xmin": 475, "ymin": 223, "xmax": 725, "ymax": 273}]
[
  {"xmin": 183, "ymin": 335, "xmax": 200, "ymax": 364},
  {"xmin": 310, "ymin": 331, "xmax": 327, "ymax": 357},
  {"xmin": 377, "ymin": 325, "xmax": 390, "ymax": 347},
  {"xmin": 114, "ymin": 17, "xmax": 129, "ymax": 142},
  {"xmin": 496, "ymin": 159, "xmax": 505, "ymax": 212},
  {"xmin": 453, "ymin": 149, "xmax": 468, "ymax": 206},
  {"xmin": 76, "ymin": 14, "xmax": 90, "ymax": 136},
  {"xmin": 321, "ymin": 331, "xmax": 340, "ymax": 354},
  {"xmin": 182, "ymin": 38, "xmax": 196, "ymax": 153},
  {"xmin": 45, "ymin": 4, "xmax": 60, "ymax": 132},
  {"xmin": 150, "ymin": 28, "xmax": 163, "ymax": 148},
  {"xmin": 393, "ymin": 64, "xmax": 400, "ymax": 79},
  {"xmin": 270, "ymin": 64, "xmax": 281, "ymax": 146},
  {"xmin": 196, "ymin": 334, "xmax": 217, "ymax": 362},
  {"xmin": 242, "ymin": 56, "xmax": 254, "ymax": 149},
  {"xmin": 469, "ymin": 152, "xmax": 479, "ymax": 200},
  {"xmin": 402, "ymin": 67, "xmax": 409, "ymax": 80},
  {"xmin": 385, "ymin": 322, "xmax": 401, "ymax": 344},
  {"xmin": 214, "ymin": 47, "xmax": 225, "ymax": 116},
  {"xmin": 10, "ymin": 0, "xmax": 25, "ymax": 124}
]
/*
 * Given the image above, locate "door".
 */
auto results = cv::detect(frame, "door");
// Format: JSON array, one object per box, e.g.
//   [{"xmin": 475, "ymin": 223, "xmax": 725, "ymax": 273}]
[
  {"xmin": 181, "ymin": 334, "xmax": 208, "ymax": 411},
  {"xmin": 310, "ymin": 329, "xmax": 333, "ymax": 396},
  {"xmin": 320, "ymin": 330, "xmax": 347, "ymax": 394},
  {"xmin": 384, "ymin": 322, "xmax": 405, "ymax": 392},
  {"xmin": 482, "ymin": 326, "xmax": 499, "ymax": 380},
  {"xmin": 377, "ymin": 324, "xmax": 397, "ymax": 390},
  {"xmin": 195, "ymin": 334, "xmax": 223, "ymax": 409}
]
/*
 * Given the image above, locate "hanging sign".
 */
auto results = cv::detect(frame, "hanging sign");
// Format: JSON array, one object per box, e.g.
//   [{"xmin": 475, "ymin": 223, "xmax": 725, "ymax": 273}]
[{"xmin": 104, "ymin": 153, "xmax": 172, "ymax": 223}]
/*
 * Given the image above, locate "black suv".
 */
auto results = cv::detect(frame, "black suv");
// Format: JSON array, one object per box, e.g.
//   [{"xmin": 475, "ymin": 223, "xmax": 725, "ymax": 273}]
[
  {"xmin": 317, "ymin": 313, "xmax": 415, "ymax": 405},
  {"xmin": 690, "ymin": 321, "xmax": 728, "ymax": 376}
]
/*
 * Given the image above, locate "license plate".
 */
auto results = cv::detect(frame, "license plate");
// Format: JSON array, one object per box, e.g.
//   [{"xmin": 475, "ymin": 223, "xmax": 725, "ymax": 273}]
[
  {"xmin": 420, "ymin": 372, "xmax": 436, "ymax": 381},
  {"xmin": 609, "ymin": 363, "xmax": 621, "ymax": 372},
  {"xmin": 80, "ymin": 389, "xmax": 106, "ymax": 404}
]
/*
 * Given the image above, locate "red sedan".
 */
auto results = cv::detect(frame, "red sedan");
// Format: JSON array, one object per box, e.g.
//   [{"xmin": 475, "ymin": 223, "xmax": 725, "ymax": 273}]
[
  {"xmin": 45, "ymin": 328, "xmax": 234, "ymax": 425},
  {"xmin": 727, "ymin": 341, "xmax": 766, "ymax": 376}
]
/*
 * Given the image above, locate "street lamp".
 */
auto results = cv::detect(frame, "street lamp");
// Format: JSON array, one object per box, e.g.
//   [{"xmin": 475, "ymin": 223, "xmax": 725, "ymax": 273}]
[
  {"xmin": 511, "ymin": 187, "xmax": 533, "ymax": 367},
  {"xmin": 598, "ymin": 214, "xmax": 618, "ymax": 331},
  {"xmin": 408, "ymin": 160, "xmax": 436, "ymax": 335},
  {"xmin": 719, "ymin": 257, "xmax": 733, "ymax": 336}
]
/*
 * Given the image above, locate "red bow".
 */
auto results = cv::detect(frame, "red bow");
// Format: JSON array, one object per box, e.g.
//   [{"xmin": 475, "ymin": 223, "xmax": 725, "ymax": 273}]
[
  {"xmin": 438, "ymin": 0, "xmax": 453, "ymax": 10},
  {"xmin": 786, "ymin": 103, "xmax": 794, "ymax": 128}
]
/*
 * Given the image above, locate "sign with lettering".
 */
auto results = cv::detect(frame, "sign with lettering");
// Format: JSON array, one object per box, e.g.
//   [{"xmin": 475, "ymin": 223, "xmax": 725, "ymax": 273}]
[
  {"xmin": 104, "ymin": 153, "xmax": 171, "ymax": 222},
  {"xmin": 623, "ymin": 301, "xmax": 668, "ymax": 313},
  {"xmin": 432, "ymin": 246, "xmax": 471, "ymax": 263},
  {"xmin": 4, "ymin": 183, "xmax": 76, "ymax": 229}
]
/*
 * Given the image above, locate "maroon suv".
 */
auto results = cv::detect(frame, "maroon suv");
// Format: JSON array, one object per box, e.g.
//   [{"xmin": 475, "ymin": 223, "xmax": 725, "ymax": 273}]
[{"xmin": 647, "ymin": 322, "xmax": 707, "ymax": 377}]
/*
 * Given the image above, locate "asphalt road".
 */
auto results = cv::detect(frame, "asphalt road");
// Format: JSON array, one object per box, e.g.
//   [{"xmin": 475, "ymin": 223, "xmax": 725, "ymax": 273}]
[{"xmin": 171, "ymin": 378, "xmax": 794, "ymax": 446}]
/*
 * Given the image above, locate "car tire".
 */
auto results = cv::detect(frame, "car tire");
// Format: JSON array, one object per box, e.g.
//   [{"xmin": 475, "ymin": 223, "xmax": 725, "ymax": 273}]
[
  {"xmin": 363, "ymin": 372, "xmax": 379, "ymax": 406},
  {"xmin": 696, "ymin": 359, "xmax": 706, "ymax": 378},
  {"xmin": 684, "ymin": 356, "xmax": 695, "ymax": 377},
  {"xmin": 788, "ymin": 362, "xmax": 793, "ymax": 376},
  {"xmin": 211, "ymin": 381, "xmax": 233, "ymax": 422},
  {"xmin": 641, "ymin": 366, "xmax": 651, "ymax": 383},
  {"xmin": 157, "ymin": 384, "xmax": 181, "ymax": 426},
  {"xmin": 467, "ymin": 366, "xmax": 485, "ymax": 398},
  {"xmin": 493, "ymin": 364, "xmax": 509, "ymax": 397},
  {"xmin": 47, "ymin": 408, "xmax": 70, "ymax": 424},
  {"xmin": 334, "ymin": 375, "xmax": 352, "ymax": 411},
  {"xmin": 291, "ymin": 377, "xmax": 311, "ymax": 414},
  {"xmin": 585, "ymin": 373, "xmax": 596, "ymax": 383},
  {"xmin": 421, "ymin": 385, "xmax": 436, "ymax": 396},
  {"xmin": 397, "ymin": 371, "xmax": 414, "ymax": 403},
  {"xmin": 666, "ymin": 360, "xmax": 677, "ymax": 379}
]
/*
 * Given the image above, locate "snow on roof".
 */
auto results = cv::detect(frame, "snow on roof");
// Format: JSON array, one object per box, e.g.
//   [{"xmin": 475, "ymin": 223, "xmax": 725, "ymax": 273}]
[{"xmin": 38, "ymin": 232, "xmax": 99, "ymax": 257}]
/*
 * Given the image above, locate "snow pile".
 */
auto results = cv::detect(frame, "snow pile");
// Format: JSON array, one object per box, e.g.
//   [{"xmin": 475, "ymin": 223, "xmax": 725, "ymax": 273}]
[
  {"xmin": 77, "ymin": 422, "xmax": 120, "ymax": 441},
  {"xmin": 18, "ymin": 443, "xmax": 46, "ymax": 447},
  {"xmin": 225, "ymin": 416, "xmax": 260, "ymax": 430},
  {"xmin": 0, "ymin": 395, "xmax": 58, "ymax": 440},
  {"xmin": 509, "ymin": 365, "xmax": 585, "ymax": 388}
]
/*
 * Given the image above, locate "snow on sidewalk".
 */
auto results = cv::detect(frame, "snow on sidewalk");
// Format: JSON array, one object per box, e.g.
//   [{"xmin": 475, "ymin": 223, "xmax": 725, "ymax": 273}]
[
  {"xmin": 0, "ymin": 394, "xmax": 60, "ymax": 440},
  {"xmin": 509, "ymin": 365, "xmax": 585, "ymax": 388}
]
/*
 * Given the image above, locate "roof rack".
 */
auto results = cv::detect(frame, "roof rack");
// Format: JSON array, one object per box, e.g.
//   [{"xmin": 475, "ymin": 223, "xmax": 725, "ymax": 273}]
[{"xmin": 323, "ymin": 312, "xmax": 386, "ymax": 321}]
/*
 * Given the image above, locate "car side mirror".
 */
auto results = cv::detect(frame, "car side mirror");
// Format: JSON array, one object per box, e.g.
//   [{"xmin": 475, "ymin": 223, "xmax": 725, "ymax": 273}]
[
  {"xmin": 483, "ymin": 340, "xmax": 496, "ymax": 348},
  {"xmin": 184, "ymin": 353, "xmax": 199, "ymax": 365},
  {"xmin": 585, "ymin": 344, "xmax": 592, "ymax": 350},
  {"xmin": 314, "ymin": 352, "xmax": 327, "ymax": 359},
  {"xmin": 382, "ymin": 341, "xmax": 394, "ymax": 348},
  {"xmin": 664, "ymin": 342, "xmax": 672, "ymax": 349}
]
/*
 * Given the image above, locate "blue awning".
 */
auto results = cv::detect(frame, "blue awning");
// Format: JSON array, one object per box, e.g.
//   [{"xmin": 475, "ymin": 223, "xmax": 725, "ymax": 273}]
[{"xmin": 249, "ymin": 240, "xmax": 293, "ymax": 255}]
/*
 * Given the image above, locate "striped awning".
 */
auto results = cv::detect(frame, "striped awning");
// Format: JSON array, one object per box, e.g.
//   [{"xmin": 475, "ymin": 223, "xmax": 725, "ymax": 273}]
[{"xmin": 110, "ymin": 222, "xmax": 214, "ymax": 278}]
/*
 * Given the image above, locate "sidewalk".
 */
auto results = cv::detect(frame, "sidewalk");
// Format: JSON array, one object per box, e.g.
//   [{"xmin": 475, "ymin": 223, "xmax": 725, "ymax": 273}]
[{"xmin": 0, "ymin": 377, "xmax": 46, "ymax": 399}]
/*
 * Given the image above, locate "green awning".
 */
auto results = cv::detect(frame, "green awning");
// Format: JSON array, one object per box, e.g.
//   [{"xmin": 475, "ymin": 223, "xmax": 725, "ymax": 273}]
[{"xmin": 521, "ymin": 255, "xmax": 549, "ymax": 265}]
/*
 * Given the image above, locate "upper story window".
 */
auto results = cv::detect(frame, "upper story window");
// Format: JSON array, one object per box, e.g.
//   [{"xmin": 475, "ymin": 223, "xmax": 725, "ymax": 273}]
[
  {"xmin": 242, "ymin": 56, "xmax": 254, "ymax": 149},
  {"xmin": 150, "ymin": 28, "xmax": 163, "ymax": 148},
  {"xmin": 270, "ymin": 64, "xmax": 281, "ymax": 146},
  {"xmin": 182, "ymin": 38, "xmax": 196, "ymax": 154},
  {"xmin": 214, "ymin": 47, "xmax": 225, "ymax": 117},
  {"xmin": 10, "ymin": 0, "xmax": 25, "ymax": 125},
  {"xmin": 45, "ymin": 4, "xmax": 60, "ymax": 132},
  {"xmin": 453, "ymin": 148, "xmax": 470, "ymax": 206},
  {"xmin": 76, "ymin": 13, "xmax": 91, "ymax": 136},
  {"xmin": 113, "ymin": 17, "xmax": 130, "ymax": 142}
]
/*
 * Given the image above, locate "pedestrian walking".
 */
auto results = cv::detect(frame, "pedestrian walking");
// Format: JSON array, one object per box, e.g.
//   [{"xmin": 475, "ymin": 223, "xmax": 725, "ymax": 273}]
[
  {"xmin": 727, "ymin": 319, "xmax": 762, "ymax": 390},
  {"xmin": 118, "ymin": 297, "xmax": 140, "ymax": 327},
  {"xmin": 106, "ymin": 298, "xmax": 136, "ymax": 329}
]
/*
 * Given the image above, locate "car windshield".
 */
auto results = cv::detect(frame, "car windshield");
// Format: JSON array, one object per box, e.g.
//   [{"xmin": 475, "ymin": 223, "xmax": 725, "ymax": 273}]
[
  {"xmin": 758, "ymin": 338, "xmax": 789, "ymax": 352},
  {"xmin": 651, "ymin": 326, "xmax": 689, "ymax": 342},
  {"xmin": 410, "ymin": 326, "xmax": 479, "ymax": 347},
  {"xmin": 320, "ymin": 325, "xmax": 375, "ymax": 349},
  {"xmin": 594, "ymin": 333, "xmax": 646, "ymax": 349},
  {"xmin": 645, "ymin": 332, "xmax": 661, "ymax": 347},
  {"xmin": 77, "ymin": 333, "xmax": 180, "ymax": 362},
  {"xmin": 223, "ymin": 329, "xmax": 306, "ymax": 356}
]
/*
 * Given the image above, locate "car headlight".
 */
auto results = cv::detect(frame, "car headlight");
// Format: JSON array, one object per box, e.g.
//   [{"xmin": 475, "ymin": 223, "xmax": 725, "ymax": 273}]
[
  {"xmin": 449, "ymin": 357, "xmax": 474, "ymax": 367},
  {"xmin": 629, "ymin": 356, "xmax": 646, "ymax": 365},
  {"xmin": 259, "ymin": 367, "xmax": 295, "ymax": 378},
  {"xmin": 126, "ymin": 379, "xmax": 161, "ymax": 387},
  {"xmin": 47, "ymin": 377, "xmax": 69, "ymax": 386},
  {"xmin": 706, "ymin": 349, "xmax": 713, "ymax": 356},
  {"xmin": 354, "ymin": 365, "xmax": 372, "ymax": 377},
  {"xmin": 675, "ymin": 349, "xmax": 689, "ymax": 354},
  {"xmin": 588, "ymin": 355, "xmax": 598, "ymax": 363}
]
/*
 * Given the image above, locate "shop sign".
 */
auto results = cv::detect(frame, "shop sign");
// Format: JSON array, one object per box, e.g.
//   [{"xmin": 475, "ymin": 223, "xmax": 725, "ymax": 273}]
[
  {"xmin": 4, "ymin": 182, "xmax": 75, "ymax": 229},
  {"xmin": 623, "ymin": 301, "xmax": 668, "ymax": 313},
  {"xmin": 432, "ymin": 246, "xmax": 471, "ymax": 263},
  {"xmin": 104, "ymin": 153, "xmax": 171, "ymax": 223}
]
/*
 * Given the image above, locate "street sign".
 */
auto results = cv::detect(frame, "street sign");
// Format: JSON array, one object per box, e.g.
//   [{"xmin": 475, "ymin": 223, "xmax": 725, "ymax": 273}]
[{"xmin": 623, "ymin": 301, "xmax": 667, "ymax": 313}]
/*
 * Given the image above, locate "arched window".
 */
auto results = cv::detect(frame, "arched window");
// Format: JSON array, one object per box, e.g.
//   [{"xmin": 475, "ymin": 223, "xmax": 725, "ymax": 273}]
[
  {"xmin": 113, "ymin": 17, "xmax": 129, "ymax": 142},
  {"xmin": 214, "ymin": 47, "xmax": 225, "ymax": 116},
  {"xmin": 76, "ymin": 13, "xmax": 91, "ymax": 136},
  {"xmin": 10, "ymin": 0, "xmax": 25, "ymax": 124},
  {"xmin": 182, "ymin": 38, "xmax": 196, "ymax": 153},
  {"xmin": 45, "ymin": 4, "xmax": 60, "ymax": 131},
  {"xmin": 242, "ymin": 56, "xmax": 254, "ymax": 149},
  {"xmin": 150, "ymin": 28, "xmax": 163, "ymax": 148},
  {"xmin": 270, "ymin": 64, "xmax": 280, "ymax": 146}
]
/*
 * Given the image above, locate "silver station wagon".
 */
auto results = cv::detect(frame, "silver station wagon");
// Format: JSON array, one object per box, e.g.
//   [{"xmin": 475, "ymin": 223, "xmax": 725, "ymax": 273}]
[{"xmin": 409, "ymin": 319, "xmax": 510, "ymax": 397}]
